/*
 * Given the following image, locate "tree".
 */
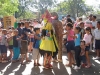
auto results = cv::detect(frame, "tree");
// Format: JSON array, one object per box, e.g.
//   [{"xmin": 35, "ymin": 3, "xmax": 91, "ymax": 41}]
[
  {"xmin": 18, "ymin": 10, "xmax": 37, "ymax": 19},
  {"xmin": 31, "ymin": 0, "xmax": 56, "ymax": 14},
  {"xmin": 54, "ymin": 0, "xmax": 93, "ymax": 19},
  {"xmin": 15, "ymin": 0, "xmax": 32, "ymax": 18},
  {"xmin": 0, "ymin": 0, "xmax": 18, "ymax": 16}
]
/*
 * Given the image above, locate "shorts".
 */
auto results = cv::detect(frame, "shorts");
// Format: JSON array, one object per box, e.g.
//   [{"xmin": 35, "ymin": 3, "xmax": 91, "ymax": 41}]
[
  {"xmin": 0, "ymin": 45, "xmax": 7, "ymax": 53},
  {"xmin": 66, "ymin": 41, "xmax": 75, "ymax": 53},
  {"xmin": 20, "ymin": 40, "xmax": 28, "ymax": 54},
  {"xmin": 95, "ymin": 40, "xmax": 100, "ymax": 50},
  {"xmin": 32, "ymin": 48, "xmax": 40, "ymax": 60},
  {"xmin": 85, "ymin": 46, "xmax": 90, "ymax": 51},
  {"xmin": 9, "ymin": 45, "xmax": 13, "ymax": 50}
]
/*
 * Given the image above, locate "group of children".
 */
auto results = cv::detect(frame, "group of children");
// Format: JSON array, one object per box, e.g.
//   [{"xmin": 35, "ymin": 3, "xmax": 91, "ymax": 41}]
[
  {"xmin": 0, "ymin": 29, "xmax": 21, "ymax": 63},
  {"xmin": 64, "ymin": 20, "xmax": 100, "ymax": 70},
  {"xmin": 0, "ymin": 14, "xmax": 100, "ymax": 71},
  {"xmin": 0, "ymin": 23, "xmax": 41, "ymax": 67}
]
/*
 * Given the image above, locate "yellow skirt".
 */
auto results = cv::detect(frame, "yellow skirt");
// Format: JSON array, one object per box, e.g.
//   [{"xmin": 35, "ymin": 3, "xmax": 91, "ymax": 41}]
[{"xmin": 40, "ymin": 36, "xmax": 58, "ymax": 52}]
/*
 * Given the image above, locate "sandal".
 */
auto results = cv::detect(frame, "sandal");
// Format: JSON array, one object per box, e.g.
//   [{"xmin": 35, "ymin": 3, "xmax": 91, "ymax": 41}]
[
  {"xmin": 49, "ymin": 64, "xmax": 53, "ymax": 69},
  {"xmin": 44, "ymin": 64, "xmax": 49, "ymax": 69},
  {"xmin": 37, "ymin": 63, "xmax": 41, "ymax": 66},
  {"xmin": 26, "ymin": 60, "xmax": 31, "ymax": 62},
  {"xmin": 85, "ymin": 64, "xmax": 91, "ymax": 68}
]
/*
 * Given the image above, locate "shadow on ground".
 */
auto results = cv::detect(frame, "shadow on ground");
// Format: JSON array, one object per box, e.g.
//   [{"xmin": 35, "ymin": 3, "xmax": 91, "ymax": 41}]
[{"xmin": 0, "ymin": 52, "xmax": 100, "ymax": 75}]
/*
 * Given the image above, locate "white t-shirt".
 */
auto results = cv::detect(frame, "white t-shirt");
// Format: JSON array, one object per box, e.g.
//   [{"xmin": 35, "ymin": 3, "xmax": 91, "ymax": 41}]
[
  {"xmin": 93, "ymin": 28, "xmax": 100, "ymax": 39},
  {"xmin": 92, "ymin": 21, "xmax": 97, "ymax": 28}
]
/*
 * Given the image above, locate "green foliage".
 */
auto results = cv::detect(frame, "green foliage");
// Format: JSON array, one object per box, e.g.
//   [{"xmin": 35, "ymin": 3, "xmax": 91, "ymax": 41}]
[
  {"xmin": 53, "ymin": 0, "xmax": 93, "ymax": 19},
  {"xmin": 0, "ymin": 0, "xmax": 18, "ymax": 16},
  {"xmin": 18, "ymin": 10, "xmax": 37, "ymax": 19},
  {"xmin": 32, "ymin": 0, "xmax": 56, "ymax": 14},
  {"xmin": 15, "ymin": 0, "xmax": 33, "ymax": 18}
]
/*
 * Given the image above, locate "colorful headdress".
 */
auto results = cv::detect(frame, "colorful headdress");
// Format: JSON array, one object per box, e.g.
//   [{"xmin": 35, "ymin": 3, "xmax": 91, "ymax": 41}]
[{"xmin": 42, "ymin": 10, "xmax": 51, "ymax": 22}]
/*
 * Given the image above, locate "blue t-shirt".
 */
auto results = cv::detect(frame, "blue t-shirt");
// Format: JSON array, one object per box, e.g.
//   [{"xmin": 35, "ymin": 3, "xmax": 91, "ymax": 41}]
[
  {"xmin": 75, "ymin": 34, "xmax": 80, "ymax": 46},
  {"xmin": 31, "ymin": 34, "xmax": 40, "ymax": 49}
]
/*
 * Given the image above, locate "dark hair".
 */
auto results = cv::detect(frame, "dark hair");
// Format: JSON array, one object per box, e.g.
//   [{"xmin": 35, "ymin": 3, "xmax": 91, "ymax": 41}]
[
  {"xmin": 67, "ymin": 23, "xmax": 73, "ymax": 28},
  {"xmin": 79, "ymin": 17, "xmax": 83, "ymax": 21},
  {"xmin": 21, "ymin": 22, "xmax": 24, "ymax": 26},
  {"xmin": 89, "ymin": 14, "xmax": 93, "ymax": 17},
  {"xmin": 18, "ymin": 22, "xmax": 21, "ymax": 28},
  {"xmin": 34, "ymin": 28, "xmax": 40, "ymax": 32},
  {"xmin": 67, "ymin": 15, "xmax": 71, "ymax": 17},
  {"xmin": 62, "ymin": 16, "xmax": 64, "ymax": 19},
  {"xmin": 80, "ymin": 40, "xmax": 85, "ymax": 45},
  {"xmin": 67, "ymin": 18, "xmax": 73, "ymax": 23},
  {"xmin": 85, "ymin": 27, "xmax": 91, "ymax": 32},
  {"xmin": 75, "ymin": 27, "xmax": 81, "ymax": 32},
  {"xmin": 80, "ymin": 21, "xmax": 84, "ymax": 25},
  {"xmin": 93, "ymin": 15, "xmax": 97, "ymax": 19},
  {"xmin": 85, "ymin": 27, "xmax": 92, "ymax": 35},
  {"xmin": 97, "ymin": 21, "xmax": 100, "ymax": 25}
]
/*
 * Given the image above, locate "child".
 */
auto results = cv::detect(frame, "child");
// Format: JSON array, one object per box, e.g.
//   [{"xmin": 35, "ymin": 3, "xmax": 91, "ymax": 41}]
[
  {"xmin": 12, "ymin": 30, "xmax": 20, "ymax": 62},
  {"xmin": 30, "ymin": 28, "xmax": 41, "ymax": 66},
  {"xmin": 65, "ymin": 23, "xmax": 75, "ymax": 66},
  {"xmin": 80, "ymin": 41, "xmax": 86, "ymax": 67},
  {"xmin": 83, "ymin": 27, "xmax": 92, "ymax": 68},
  {"xmin": 93, "ymin": 21, "xmax": 100, "ymax": 59},
  {"xmin": 0, "ymin": 29, "xmax": 8, "ymax": 63},
  {"xmin": 7, "ymin": 30, "xmax": 13, "ymax": 60},
  {"xmin": 79, "ymin": 22, "xmax": 85, "ymax": 39},
  {"xmin": 73, "ymin": 27, "xmax": 81, "ymax": 69}
]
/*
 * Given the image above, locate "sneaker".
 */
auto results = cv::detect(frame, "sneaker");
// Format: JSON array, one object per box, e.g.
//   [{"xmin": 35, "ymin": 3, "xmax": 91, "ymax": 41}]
[
  {"xmin": 73, "ymin": 66, "xmax": 81, "ymax": 70},
  {"xmin": 93, "ymin": 56, "xmax": 100, "ymax": 60}
]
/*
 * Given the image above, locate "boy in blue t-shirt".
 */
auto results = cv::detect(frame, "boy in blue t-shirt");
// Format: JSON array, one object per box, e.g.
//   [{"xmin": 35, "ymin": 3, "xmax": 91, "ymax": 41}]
[{"xmin": 30, "ymin": 28, "xmax": 41, "ymax": 67}]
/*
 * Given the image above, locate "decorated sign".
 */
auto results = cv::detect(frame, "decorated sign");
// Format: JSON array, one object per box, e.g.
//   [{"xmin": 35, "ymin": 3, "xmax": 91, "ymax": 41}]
[{"xmin": 3, "ymin": 16, "xmax": 16, "ymax": 29}]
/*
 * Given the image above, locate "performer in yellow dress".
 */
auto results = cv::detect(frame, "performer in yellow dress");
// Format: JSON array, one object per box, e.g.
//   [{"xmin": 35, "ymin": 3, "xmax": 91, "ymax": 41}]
[{"xmin": 39, "ymin": 10, "xmax": 58, "ymax": 69}]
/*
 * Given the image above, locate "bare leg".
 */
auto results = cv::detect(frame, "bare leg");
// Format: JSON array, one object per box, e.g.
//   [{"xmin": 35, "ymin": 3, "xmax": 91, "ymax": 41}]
[
  {"xmin": 70, "ymin": 52, "xmax": 75, "ymax": 64},
  {"xmin": 21, "ymin": 54, "xmax": 24, "ymax": 64},
  {"xmin": 66, "ymin": 52, "xmax": 72, "ymax": 66},
  {"xmin": 43, "ymin": 53, "xmax": 47, "ymax": 66},
  {"xmin": 85, "ymin": 51, "xmax": 91, "ymax": 67},
  {"xmin": 97, "ymin": 50, "xmax": 100, "ymax": 57},
  {"xmin": 10, "ymin": 50, "xmax": 13, "ymax": 59},
  {"xmin": 26, "ymin": 53, "xmax": 31, "ymax": 62}
]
